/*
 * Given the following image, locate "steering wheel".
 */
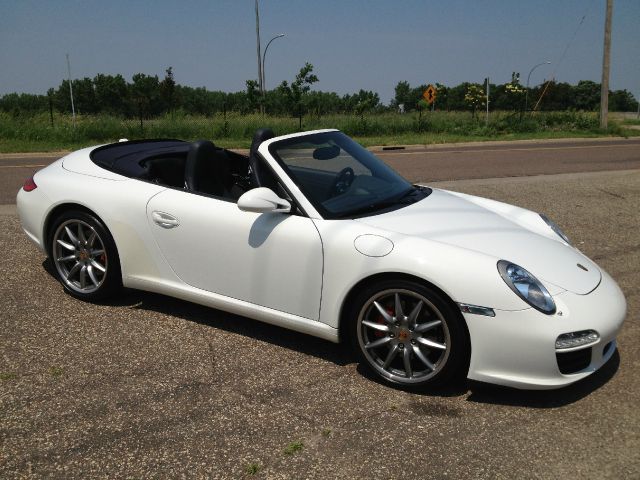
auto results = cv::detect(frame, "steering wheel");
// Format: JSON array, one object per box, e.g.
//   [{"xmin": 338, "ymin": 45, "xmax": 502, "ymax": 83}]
[{"xmin": 331, "ymin": 167, "xmax": 355, "ymax": 196}]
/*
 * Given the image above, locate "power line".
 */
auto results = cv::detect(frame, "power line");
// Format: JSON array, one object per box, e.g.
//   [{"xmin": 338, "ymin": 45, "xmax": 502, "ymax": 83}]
[{"xmin": 533, "ymin": 0, "xmax": 596, "ymax": 111}]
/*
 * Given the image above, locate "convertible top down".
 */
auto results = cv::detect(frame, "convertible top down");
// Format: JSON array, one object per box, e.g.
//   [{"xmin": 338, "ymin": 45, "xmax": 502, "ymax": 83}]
[{"xmin": 17, "ymin": 128, "xmax": 626, "ymax": 390}]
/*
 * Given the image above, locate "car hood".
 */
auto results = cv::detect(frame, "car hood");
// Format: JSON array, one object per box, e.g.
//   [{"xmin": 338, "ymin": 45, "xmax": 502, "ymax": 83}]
[{"xmin": 355, "ymin": 188, "xmax": 601, "ymax": 295}]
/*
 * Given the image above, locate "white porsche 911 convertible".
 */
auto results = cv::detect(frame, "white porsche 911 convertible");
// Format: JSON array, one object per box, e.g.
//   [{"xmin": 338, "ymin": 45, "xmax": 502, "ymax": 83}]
[{"xmin": 17, "ymin": 128, "xmax": 626, "ymax": 390}]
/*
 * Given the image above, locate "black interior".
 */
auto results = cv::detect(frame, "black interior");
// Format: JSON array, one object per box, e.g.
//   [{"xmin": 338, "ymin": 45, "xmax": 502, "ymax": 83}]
[
  {"xmin": 184, "ymin": 140, "xmax": 234, "ymax": 197},
  {"xmin": 288, "ymin": 165, "xmax": 336, "ymax": 204},
  {"xmin": 145, "ymin": 154, "xmax": 187, "ymax": 188},
  {"xmin": 248, "ymin": 128, "xmax": 278, "ymax": 190},
  {"xmin": 90, "ymin": 136, "xmax": 259, "ymax": 202}
]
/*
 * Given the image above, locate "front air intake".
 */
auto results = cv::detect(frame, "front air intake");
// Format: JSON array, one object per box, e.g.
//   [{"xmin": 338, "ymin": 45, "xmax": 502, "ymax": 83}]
[{"xmin": 556, "ymin": 348, "xmax": 592, "ymax": 374}]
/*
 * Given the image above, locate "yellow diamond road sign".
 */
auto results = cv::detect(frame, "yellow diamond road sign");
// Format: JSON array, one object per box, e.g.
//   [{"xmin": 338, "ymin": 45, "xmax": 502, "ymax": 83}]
[{"xmin": 423, "ymin": 85, "xmax": 437, "ymax": 104}]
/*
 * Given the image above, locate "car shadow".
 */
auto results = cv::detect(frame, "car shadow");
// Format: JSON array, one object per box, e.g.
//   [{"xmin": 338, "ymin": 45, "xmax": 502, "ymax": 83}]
[
  {"xmin": 42, "ymin": 258, "xmax": 621, "ymax": 404},
  {"xmin": 354, "ymin": 363, "xmax": 470, "ymax": 398},
  {"xmin": 129, "ymin": 289, "xmax": 355, "ymax": 366},
  {"xmin": 42, "ymin": 258, "xmax": 353, "ymax": 367}
]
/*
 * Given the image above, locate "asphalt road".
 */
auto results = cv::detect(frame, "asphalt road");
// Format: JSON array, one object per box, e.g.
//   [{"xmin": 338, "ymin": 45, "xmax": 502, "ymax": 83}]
[
  {"xmin": 377, "ymin": 137, "xmax": 640, "ymax": 183},
  {"xmin": 1, "ymin": 140, "xmax": 639, "ymax": 478},
  {"xmin": 1, "ymin": 137, "xmax": 639, "ymax": 204}
]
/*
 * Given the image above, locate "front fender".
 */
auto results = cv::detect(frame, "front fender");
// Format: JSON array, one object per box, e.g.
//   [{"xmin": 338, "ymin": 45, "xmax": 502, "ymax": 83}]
[{"xmin": 315, "ymin": 220, "xmax": 534, "ymax": 329}]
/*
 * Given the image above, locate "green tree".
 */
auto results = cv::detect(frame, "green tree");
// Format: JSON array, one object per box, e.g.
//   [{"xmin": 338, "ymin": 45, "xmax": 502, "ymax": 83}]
[
  {"xmin": 464, "ymin": 84, "xmax": 485, "ymax": 117},
  {"xmin": 130, "ymin": 73, "xmax": 161, "ymax": 116},
  {"xmin": 445, "ymin": 83, "xmax": 467, "ymax": 110},
  {"xmin": 342, "ymin": 90, "xmax": 380, "ymax": 114},
  {"xmin": 303, "ymin": 91, "xmax": 342, "ymax": 115},
  {"xmin": 159, "ymin": 67, "xmax": 177, "ymax": 113},
  {"xmin": 535, "ymin": 81, "xmax": 572, "ymax": 110},
  {"xmin": 72, "ymin": 77, "xmax": 97, "ymax": 114},
  {"xmin": 504, "ymin": 72, "xmax": 525, "ymax": 111},
  {"xmin": 609, "ymin": 89, "xmax": 638, "ymax": 111},
  {"xmin": 433, "ymin": 83, "xmax": 448, "ymax": 111},
  {"xmin": 52, "ymin": 79, "xmax": 74, "ymax": 113},
  {"xmin": 573, "ymin": 80, "xmax": 599, "ymax": 110},
  {"xmin": 278, "ymin": 62, "xmax": 319, "ymax": 116},
  {"xmin": 0, "ymin": 92, "xmax": 47, "ymax": 115},
  {"xmin": 93, "ymin": 74, "xmax": 128, "ymax": 115},
  {"xmin": 245, "ymin": 79, "xmax": 260, "ymax": 113},
  {"xmin": 393, "ymin": 81, "xmax": 412, "ymax": 111}
]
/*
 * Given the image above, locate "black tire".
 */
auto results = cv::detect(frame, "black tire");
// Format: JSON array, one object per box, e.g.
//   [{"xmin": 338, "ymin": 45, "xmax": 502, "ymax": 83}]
[
  {"xmin": 49, "ymin": 210, "xmax": 122, "ymax": 301},
  {"xmin": 347, "ymin": 279, "xmax": 470, "ymax": 390}
]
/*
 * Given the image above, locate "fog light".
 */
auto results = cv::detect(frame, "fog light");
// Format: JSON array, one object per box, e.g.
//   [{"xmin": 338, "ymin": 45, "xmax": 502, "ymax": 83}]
[{"xmin": 555, "ymin": 330, "xmax": 599, "ymax": 350}]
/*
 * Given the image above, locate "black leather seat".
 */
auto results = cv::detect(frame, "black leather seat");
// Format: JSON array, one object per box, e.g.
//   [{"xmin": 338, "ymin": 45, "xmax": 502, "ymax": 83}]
[
  {"xmin": 184, "ymin": 140, "xmax": 233, "ymax": 197},
  {"xmin": 248, "ymin": 128, "xmax": 278, "ymax": 190}
]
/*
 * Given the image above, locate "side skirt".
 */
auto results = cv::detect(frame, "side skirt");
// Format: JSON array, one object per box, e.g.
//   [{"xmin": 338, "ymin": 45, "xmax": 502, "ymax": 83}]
[{"xmin": 124, "ymin": 276, "xmax": 340, "ymax": 343}]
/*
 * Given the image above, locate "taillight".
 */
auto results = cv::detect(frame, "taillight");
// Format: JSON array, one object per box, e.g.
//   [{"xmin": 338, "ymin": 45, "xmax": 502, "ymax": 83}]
[{"xmin": 23, "ymin": 176, "xmax": 37, "ymax": 192}]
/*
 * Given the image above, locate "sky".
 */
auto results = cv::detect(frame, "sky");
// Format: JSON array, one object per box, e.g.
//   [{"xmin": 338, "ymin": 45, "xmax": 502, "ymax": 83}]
[{"xmin": 0, "ymin": 0, "xmax": 638, "ymax": 104}]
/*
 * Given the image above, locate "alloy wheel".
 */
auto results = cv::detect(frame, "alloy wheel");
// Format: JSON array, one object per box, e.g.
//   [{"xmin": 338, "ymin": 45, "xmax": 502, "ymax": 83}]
[
  {"xmin": 52, "ymin": 219, "xmax": 108, "ymax": 294},
  {"xmin": 357, "ymin": 289, "xmax": 451, "ymax": 384}
]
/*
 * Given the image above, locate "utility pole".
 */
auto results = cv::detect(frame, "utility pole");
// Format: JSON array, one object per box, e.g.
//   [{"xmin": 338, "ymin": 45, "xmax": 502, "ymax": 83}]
[
  {"xmin": 600, "ymin": 0, "xmax": 613, "ymax": 129},
  {"xmin": 66, "ymin": 53, "xmax": 76, "ymax": 128},
  {"xmin": 255, "ymin": 0, "xmax": 263, "ymax": 99}
]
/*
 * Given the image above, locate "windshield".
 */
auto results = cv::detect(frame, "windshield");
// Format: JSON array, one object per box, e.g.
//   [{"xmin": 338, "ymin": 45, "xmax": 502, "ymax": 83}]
[{"xmin": 268, "ymin": 131, "xmax": 428, "ymax": 219}]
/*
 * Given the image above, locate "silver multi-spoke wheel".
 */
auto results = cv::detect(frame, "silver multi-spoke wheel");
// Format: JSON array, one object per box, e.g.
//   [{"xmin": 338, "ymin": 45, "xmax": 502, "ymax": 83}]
[
  {"xmin": 357, "ymin": 289, "xmax": 451, "ymax": 385},
  {"xmin": 52, "ymin": 219, "xmax": 108, "ymax": 294}
]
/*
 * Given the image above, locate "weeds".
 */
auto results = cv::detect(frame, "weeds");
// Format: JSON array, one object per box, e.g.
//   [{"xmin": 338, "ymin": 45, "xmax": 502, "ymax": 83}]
[
  {"xmin": 1, "ymin": 110, "xmax": 632, "ymax": 153},
  {"xmin": 283, "ymin": 440, "xmax": 304, "ymax": 455}
]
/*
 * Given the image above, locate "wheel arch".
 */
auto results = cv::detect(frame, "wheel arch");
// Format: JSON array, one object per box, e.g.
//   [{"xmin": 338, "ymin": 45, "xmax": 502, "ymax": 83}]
[
  {"xmin": 43, "ymin": 203, "xmax": 119, "ymax": 261},
  {"xmin": 338, "ymin": 272, "xmax": 471, "ymax": 346}
]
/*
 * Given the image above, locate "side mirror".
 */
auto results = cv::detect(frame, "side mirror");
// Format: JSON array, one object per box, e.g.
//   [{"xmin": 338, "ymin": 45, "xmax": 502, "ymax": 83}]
[{"xmin": 237, "ymin": 187, "xmax": 291, "ymax": 214}]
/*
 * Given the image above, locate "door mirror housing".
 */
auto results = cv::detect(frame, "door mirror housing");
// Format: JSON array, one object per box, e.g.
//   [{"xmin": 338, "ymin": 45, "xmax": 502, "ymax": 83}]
[{"xmin": 237, "ymin": 187, "xmax": 292, "ymax": 213}]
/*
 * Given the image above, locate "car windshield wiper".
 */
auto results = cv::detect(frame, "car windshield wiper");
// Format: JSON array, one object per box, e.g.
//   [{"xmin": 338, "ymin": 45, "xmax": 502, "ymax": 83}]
[{"xmin": 336, "ymin": 186, "xmax": 423, "ymax": 218}]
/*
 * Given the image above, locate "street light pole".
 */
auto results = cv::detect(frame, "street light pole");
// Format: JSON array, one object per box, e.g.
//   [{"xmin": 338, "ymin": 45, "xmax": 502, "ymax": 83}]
[
  {"xmin": 262, "ymin": 33, "xmax": 285, "ymax": 91},
  {"xmin": 525, "ymin": 61, "xmax": 551, "ymax": 113},
  {"xmin": 254, "ymin": 0, "xmax": 263, "ymax": 96}
]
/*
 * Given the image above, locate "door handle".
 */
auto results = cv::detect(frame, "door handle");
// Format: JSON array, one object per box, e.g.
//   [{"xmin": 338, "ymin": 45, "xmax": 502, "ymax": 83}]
[{"xmin": 152, "ymin": 211, "xmax": 180, "ymax": 229}]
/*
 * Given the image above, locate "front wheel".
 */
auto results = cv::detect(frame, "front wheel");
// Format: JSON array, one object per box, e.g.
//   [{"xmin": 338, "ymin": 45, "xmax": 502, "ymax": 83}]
[
  {"xmin": 50, "ymin": 210, "xmax": 122, "ymax": 301},
  {"xmin": 348, "ymin": 280, "xmax": 469, "ymax": 389}
]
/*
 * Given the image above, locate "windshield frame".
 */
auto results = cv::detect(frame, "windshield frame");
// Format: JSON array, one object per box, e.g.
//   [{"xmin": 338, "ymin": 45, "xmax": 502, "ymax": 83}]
[{"xmin": 267, "ymin": 131, "xmax": 424, "ymax": 220}]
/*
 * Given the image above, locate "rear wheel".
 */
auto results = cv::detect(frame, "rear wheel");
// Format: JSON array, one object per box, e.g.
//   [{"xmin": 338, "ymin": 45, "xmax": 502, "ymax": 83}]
[
  {"xmin": 348, "ymin": 279, "xmax": 469, "ymax": 389},
  {"xmin": 50, "ymin": 210, "xmax": 121, "ymax": 301}
]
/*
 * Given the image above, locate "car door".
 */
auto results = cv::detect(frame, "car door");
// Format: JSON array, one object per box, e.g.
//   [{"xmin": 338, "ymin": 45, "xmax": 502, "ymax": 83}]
[{"xmin": 146, "ymin": 189, "xmax": 323, "ymax": 320}]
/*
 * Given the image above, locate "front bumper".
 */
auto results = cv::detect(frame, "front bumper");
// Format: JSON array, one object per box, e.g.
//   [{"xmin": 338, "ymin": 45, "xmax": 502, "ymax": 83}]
[{"xmin": 464, "ymin": 269, "xmax": 626, "ymax": 390}]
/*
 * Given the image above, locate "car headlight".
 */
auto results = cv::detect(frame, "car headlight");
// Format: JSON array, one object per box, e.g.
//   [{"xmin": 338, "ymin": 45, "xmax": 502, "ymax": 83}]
[
  {"xmin": 497, "ymin": 260, "xmax": 556, "ymax": 314},
  {"xmin": 540, "ymin": 214, "xmax": 571, "ymax": 245}
]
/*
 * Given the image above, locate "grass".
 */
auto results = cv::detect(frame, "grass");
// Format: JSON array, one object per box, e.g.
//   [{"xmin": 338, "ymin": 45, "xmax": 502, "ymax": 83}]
[
  {"xmin": 283, "ymin": 440, "xmax": 304, "ymax": 455},
  {"xmin": 49, "ymin": 366, "xmax": 64, "ymax": 377},
  {"xmin": 0, "ymin": 372, "xmax": 17, "ymax": 381},
  {"xmin": 245, "ymin": 463, "xmax": 261, "ymax": 475},
  {"xmin": 1, "ymin": 110, "xmax": 637, "ymax": 153}
]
